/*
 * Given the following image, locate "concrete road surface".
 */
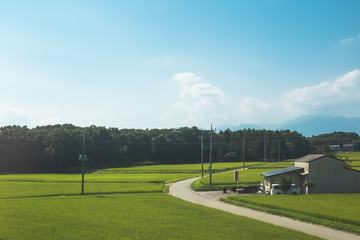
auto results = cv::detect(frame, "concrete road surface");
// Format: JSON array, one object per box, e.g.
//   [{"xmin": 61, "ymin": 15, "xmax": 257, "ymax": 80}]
[{"xmin": 169, "ymin": 177, "xmax": 360, "ymax": 240}]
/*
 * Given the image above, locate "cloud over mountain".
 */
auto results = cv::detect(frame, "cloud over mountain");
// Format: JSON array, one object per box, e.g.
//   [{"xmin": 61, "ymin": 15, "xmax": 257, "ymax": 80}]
[{"xmin": 235, "ymin": 69, "xmax": 360, "ymax": 124}]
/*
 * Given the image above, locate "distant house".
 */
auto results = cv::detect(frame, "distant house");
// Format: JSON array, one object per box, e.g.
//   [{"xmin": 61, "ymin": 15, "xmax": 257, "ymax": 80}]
[
  {"xmin": 342, "ymin": 144, "xmax": 354, "ymax": 152},
  {"xmin": 329, "ymin": 145, "xmax": 341, "ymax": 152},
  {"xmin": 261, "ymin": 154, "xmax": 360, "ymax": 194}
]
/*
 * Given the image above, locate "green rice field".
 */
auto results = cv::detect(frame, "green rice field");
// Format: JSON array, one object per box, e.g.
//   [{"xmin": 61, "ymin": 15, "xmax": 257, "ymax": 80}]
[
  {"xmin": 193, "ymin": 161, "xmax": 293, "ymax": 191},
  {"xmin": 0, "ymin": 172, "xmax": 196, "ymax": 198},
  {"xmin": 337, "ymin": 152, "xmax": 360, "ymax": 170},
  {"xmin": 101, "ymin": 161, "xmax": 263, "ymax": 173},
  {"xmin": 0, "ymin": 193, "xmax": 322, "ymax": 240},
  {"xmin": 0, "ymin": 163, "xmax": 322, "ymax": 240},
  {"xmin": 222, "ymin": 193, "xmax": 360, "ymax": 233}
]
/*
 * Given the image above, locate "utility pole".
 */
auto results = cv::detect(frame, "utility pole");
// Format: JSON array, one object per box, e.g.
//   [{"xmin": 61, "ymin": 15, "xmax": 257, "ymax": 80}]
[
  {"xmin": 264, "ymin": 136, "xmax": 266, "ymax": 164},
  {"xmin": 79, "ymin": 132, "xmax": 87, "ymax": 195},
  {"xmin": 278, "ymin": 140, "xmax": 280, "ymax": 162},
  {"xmin": 200, "ymin": 131, "xmax": 204, "ymax": 178},
  {"xmin": 242, "ymin": 135, "xmax": 245, "ymax": 169},
  {"xmin": 209, "ymin": 124, "xmax": 213, "ymax": 187}
]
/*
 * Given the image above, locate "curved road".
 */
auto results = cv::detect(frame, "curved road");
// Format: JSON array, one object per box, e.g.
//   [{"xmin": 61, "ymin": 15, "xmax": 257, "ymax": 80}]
[{"xmin": 169, "ymin": 177, "xmax": 360, "ymax": 240}]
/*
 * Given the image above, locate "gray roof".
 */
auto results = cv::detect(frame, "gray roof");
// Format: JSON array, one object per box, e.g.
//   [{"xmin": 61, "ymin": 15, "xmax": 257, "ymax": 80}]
[
  {"xmin": 295, "ymin": 154, "xmax": 326, "ymax": 163},
  {"xmin": 260, "ymin": 166, "xmax": 304, "ymax": 177}
]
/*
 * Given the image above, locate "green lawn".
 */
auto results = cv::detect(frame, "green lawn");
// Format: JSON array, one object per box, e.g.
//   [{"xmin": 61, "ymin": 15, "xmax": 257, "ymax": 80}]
[
  {"xmin": 193, "ymin": 161, "xmax": 293, "ymax": 191},
  {"xmin": 222, "ymin": 193, "xmax": 360, "ymax": 233},
  {"xmin": 0, "ymin": 193, "xmax": 322, "ymax": 240}
]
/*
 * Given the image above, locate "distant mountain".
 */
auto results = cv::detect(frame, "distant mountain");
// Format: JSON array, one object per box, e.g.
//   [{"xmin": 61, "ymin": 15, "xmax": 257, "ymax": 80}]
[
  {"xmin": 217, "ymin": 115, "xmax": 360, "ymax": 137},
  {"xmin": 278, "ymin": 115, "xmax": 360, "ymax": 137}
]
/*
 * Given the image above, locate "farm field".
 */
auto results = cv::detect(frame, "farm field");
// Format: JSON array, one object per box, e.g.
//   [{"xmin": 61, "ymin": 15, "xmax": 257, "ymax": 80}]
[
  {"xmin": 0, "ymin": 162, "xmax": 265, "ymax": 198},
  {"xmin": 337, "ymin": 152, "xmax": 360, "ymax": 170},
  {"xmin": 0, "ymin": 193, "xmax": 322, "ymax": 240},
  {"xmin": 193, "ymin": 161, "xmax": 293, "ymax": 191},
  {"xmin": 0, "ymin": 173, "xmax": 195, "ymax": 198},
  {"xmin": 0, "ymin": 163, "xmax": 322, "ymax": 240},
  {"xmin": 101, "ymin": 161, "xmax": 264, "ymax": 173},
  {"xmin": 222, "ymin": 193, "xmax": 360, "ymax": 233}
]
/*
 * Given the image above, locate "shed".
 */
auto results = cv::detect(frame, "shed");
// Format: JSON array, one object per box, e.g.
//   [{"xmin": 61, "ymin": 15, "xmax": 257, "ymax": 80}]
[
  {"xmin": 261, "ymin": 154, "xmax": 360, "ymax": 194},
  {"xmin": 261, "ymin": 167, "xmax": 304, "ymax": 193},
  {"xmin": 295, "ymin": 154, "xmax": 360, "ymax": 193}
]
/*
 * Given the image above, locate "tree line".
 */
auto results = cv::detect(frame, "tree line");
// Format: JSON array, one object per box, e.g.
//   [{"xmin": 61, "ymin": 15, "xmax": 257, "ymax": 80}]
[
  {"xmin": 0, "ymin": 124, "xmax": 357, "ymax": 173},
  {"xmin": 308, "ymin": 132, "xmax": 360, "ymax": 153}
]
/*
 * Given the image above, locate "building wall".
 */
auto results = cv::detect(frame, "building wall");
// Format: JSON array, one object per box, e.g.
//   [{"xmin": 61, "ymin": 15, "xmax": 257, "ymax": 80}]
[
  {"xmin": 264, "ymin": 171, "xmax": 303, "ymax": 193},
  {"xmin": 307, "ymin": 156, "xmax": 360, "ymax": 193},
  {"xmin": 294, "ymin": 161, "xmax": 308, "ymax": 173}
]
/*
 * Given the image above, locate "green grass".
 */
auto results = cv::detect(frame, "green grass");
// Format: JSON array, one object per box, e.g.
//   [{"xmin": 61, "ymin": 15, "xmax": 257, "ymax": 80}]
[
  {"xmin": 193, "ymin": 161, "xmax": 294, "ymax": 191},
  {"xmin": 222, "ymin": 193, "xmax": 360, "ymax": 233},
  {"xmin": 0, "ymin": 172, "xmax": 196, "ymax": 183},
  {"xmin": 0, "ymin": 193, "xmax": 322, "ymax": 240},
  {"xmin": 336, "ymin": 152, "xmax": 360, "ymax": 170},
  {"xmin": 0, "ymin": 181, "xmax": 163, "ymax": 198},
  {"xmin": 101, "ymin": 162, "xmax": 264, "ymax": 173},
  {"xmin": 0, "ymin": 162, "xmax": 267, "ymax": 197},
  {"xmin": 0, "ymin": 173, "xmax": 197, "ymax": 199},
  {"xmin": 336, "ymin": 152, "xmax": 360, "ymax": 161}
]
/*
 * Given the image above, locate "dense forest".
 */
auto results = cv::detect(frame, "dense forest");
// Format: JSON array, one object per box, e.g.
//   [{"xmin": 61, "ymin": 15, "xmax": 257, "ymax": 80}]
[{"xmin": 0, "ymin": 124, "xmax": 358, "ymax": 173}]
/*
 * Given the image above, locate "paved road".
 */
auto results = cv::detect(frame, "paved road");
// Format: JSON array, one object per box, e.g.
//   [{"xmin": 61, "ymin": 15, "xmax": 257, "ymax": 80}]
[{"xmin": 169, "ymin": 177, "xmax": 360, "ymax": 240}]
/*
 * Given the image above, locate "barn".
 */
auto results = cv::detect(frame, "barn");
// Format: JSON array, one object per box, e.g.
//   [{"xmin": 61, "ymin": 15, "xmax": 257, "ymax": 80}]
[{"xmin": 261, "ymin": 154, "xmax": 360, "ymax": 194}]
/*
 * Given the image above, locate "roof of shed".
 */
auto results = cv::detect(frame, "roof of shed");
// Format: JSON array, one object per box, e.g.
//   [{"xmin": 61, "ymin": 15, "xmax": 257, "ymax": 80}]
[
  {"xmin": 295, "ymin": 154, "xmax": 326, "ymax": 163},
  {"xmin": 260, "ymin": 166, "xmax": 304, "ymax": 177}
]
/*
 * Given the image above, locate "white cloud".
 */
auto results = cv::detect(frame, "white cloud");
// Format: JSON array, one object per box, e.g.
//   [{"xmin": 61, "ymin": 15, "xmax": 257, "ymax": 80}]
[
  {"xmin": 0, "ymin": 106, "xmax": 32, "ymax": 126},
  {"xmin": 340, "ymin": 34, "xmax": 360, "ymax": 45},
  {"xmin": 285, "ymin": 69, "xmax": 360, "ymax": 103},
  {"xmin": 168, "ymin": 73, "xmax": 226, "ymax": 126},
  {"xmin": 173, "ymin": 72, "xmax": 201, "ymax": 84},
  {"xmin": 341, "ymin": 37, "xmax": 354, "ymax": 45},
  {"xmin": 235, "ymin": 69, "xmax": 360, "ymax": 123},
  {"xmin": 0, "ymin": 105, "xmax": 66, "ymax": 127},
  {"xmin": 179, "ymin": 83, "xmax": 224, "ymax": 99}
]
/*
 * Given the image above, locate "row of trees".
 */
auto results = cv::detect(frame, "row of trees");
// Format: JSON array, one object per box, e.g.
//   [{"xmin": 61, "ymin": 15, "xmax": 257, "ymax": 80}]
[
  {"xmin": 308, "ymin": 132, "xmax": 360, "ymax": 153},
  {"xmin": 0, "ymin": 125, "xmax": 308, "ymax": 173},
  {"xmin": 0, "ymin": 124, "xmax": 357, "ymax": 173}
]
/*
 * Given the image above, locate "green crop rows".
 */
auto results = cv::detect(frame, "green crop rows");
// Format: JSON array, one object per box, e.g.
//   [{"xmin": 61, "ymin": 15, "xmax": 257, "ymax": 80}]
[
  {"xmin": 222, "ymin": 193, "xmax": 360, "ymax": 233},
  {"xmin": 0, "ymin": 162, "xmax": 323, "ymax": 240},
  {"xmin": 0, "ymin": 193, "xmax": 322, "ymax": 240}
]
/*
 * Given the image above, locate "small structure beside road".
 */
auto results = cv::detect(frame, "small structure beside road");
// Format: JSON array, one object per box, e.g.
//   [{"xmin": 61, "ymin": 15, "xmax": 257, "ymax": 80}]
[{"xmin": 261, "ymin": 154, "xmax": 360, "ymax": 194}]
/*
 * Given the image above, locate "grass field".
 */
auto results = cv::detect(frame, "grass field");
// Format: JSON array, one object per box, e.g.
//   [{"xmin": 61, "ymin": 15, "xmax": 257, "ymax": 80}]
[
  {"xmin": 0, "ymin": 193, "xmax": 322, "ymax": 240},
  {"xmin": 0, "ymin": 172, "xmax": 195, "ymax": 198},
  {"xmin": 0, "ymin": 162, "xmax": 265, "ymax": 197},
  {"xmin": 337, "ymin": 152, "xmax": 360, "ymax": 170},
  {"xmin": 0, "ymin": 163, "xmax": 323, "ymax": 240},
  {"xmin": 222, "ymin": 193, "xmax": 360, "ymax": 233},
  {"xmin": 100, "ymin": 161, "xmax": 263, "ymax": 173},
  {"xmin": 192, "ymin": 161, "xmax": 293, "ymax": 191}
]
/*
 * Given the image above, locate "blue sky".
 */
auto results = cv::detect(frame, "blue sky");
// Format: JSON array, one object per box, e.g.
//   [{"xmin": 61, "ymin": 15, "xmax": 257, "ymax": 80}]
[{"xmin": 0, "ymin": 0, "xmax": 359, "ymax": 129}]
